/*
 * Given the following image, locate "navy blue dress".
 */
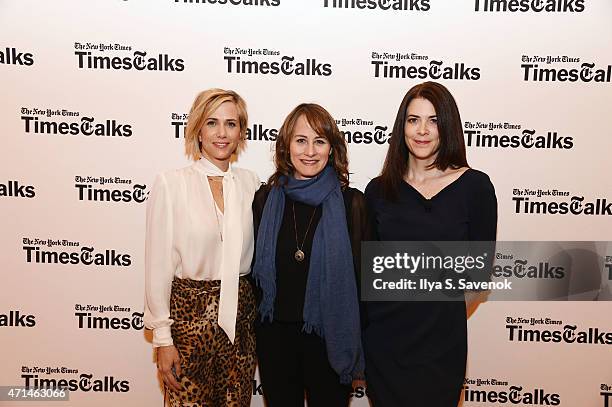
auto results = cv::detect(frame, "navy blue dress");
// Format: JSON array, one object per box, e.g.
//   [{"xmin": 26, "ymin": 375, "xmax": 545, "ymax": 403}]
[{"xmin": 363, "ymin": 169, "xmax": 497, "ymax": 407}]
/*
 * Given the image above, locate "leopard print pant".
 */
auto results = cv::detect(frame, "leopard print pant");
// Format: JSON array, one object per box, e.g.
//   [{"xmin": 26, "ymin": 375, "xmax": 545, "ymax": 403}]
[{"xmin": 167, "ymin": 277, "xmax": 256, "ymax": 407}]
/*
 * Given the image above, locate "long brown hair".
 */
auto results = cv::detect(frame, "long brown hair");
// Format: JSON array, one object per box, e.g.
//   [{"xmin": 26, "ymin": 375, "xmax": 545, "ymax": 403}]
[
  {"xmin": 380, "ymin": 81, "xmax": 468, "ymax": 200},
  {"xmin": 268, "ymin": 103, "xmax": 349, "ymax": 188}
]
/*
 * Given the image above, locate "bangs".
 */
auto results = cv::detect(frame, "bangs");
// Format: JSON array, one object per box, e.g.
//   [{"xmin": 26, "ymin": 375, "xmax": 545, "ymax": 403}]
[{"xmin": 298, "ymin": 107, "xmax": 336, "ymax": 140}]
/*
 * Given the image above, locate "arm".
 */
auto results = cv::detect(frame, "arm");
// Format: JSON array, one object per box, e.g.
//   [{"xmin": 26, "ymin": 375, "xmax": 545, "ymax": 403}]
[
  {"xmin": 466, "ymin": 173, "xmax": 498, "ymax": 313},
  {"xmin": 346, "ymin": 188, "xmax": 376, "ymax": 290},
  {"xmin": 143, "ymin": 174, "xmax": 181, "ymax": 391},
  {"xmin": 249, "ymin": 184, "xmax": 270, "ymax": 303},
  {"xmin": 346, "ymin": 189, "xmax": 373, "ymax": 386},
  {"xmin": 468, "ymin": 173, "xmax": 497, "ymax": 241},
  {"xmin": 252, "ymin": 184, "xmax": 270, "ymax": 244},
  {"xmin": 363, "ymin": 178, "xmax": 381, "ymax": 242}
]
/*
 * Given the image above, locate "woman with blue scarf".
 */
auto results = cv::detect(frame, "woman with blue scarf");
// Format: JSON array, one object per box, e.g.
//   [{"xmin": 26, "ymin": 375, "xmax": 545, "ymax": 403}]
[{"xmin": 251, "ymin": 103, "xmax": 369, "ymax": 407}]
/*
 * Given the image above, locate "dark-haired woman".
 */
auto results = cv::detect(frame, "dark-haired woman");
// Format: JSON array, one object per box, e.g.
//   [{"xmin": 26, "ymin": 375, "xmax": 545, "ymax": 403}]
[
  {"xmin": 363, "ymin": 81, "xmax": 497, "ymax": 407},
  {"xmin": 251, "ymin": 103, "xmax": 369, "ymax": 407}
]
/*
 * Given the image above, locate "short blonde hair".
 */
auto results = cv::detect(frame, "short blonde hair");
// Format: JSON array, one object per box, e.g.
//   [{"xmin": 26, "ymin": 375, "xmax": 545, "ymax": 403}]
[{"xmin": 184, "ymin": 88, "xmax": 248, "ymax": 161}]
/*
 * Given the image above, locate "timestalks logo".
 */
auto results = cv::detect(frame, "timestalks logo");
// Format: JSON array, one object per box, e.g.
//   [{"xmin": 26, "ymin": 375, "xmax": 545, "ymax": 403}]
[
  {"xmin": 225, "ymin": 56, "xmax": 332, "ymax": 76},
  {"xmin": 323, "ymin": 0, "xmax": 430, "ymax": 11},
  {"xmin": 336, "ymin": 118, "xmax": 392, "ymax": 144},
  {"xmin": 74, "ymin": 176, "xmax": 148, "ymax": 203},
  {"xmin": 464, "ymin": 127, "xmax": 573, "ymax": 149},
  {"xmin": 475, "ymin": 0, "xmax": 584, "ymax": 12},
  {"xmin": 74, "ymin": 304, "xmax": 143, "ymax": 330},
  {"xmin": 171, "ymin": 113, "xmax": 188, "ymax": 138},
  {"xmin": 492, "ymin": 259, "xmax": 565, "ymax": 279},
  {"xmin": 75, "ymin": 312, "xmax": 144, "ymax": 330},
  {"xmin": 0, "ymin": 47, "xmax": 34, "ymax": 65},
  {"xmin": 75, "ymin": 48, "xmax": 184, "ymax": 72},
  {"xmin": 507, "ymin": 324, "xmax": 612, "ymax": 345},
  {"xmin": 22, "ymin": 373, "xmax": 129, "ymax": 392},
  {"xmin": 0, "ymin": 180, "xmax": 35, "ymax": 198},
  {"xmin": 22, "ymin": 244, "xmax": 131, "ymax": 267},
  {"xmin": 174, "ymin": 0, "xmax": 280, "ymax": 5},
  {"xmin": 522, "ymin": 63, "xmax": 611, "ymax": 82},
  {"xmin": 512, "ymin": 196, "xmax": 612, "ymax": 215},
  {"xmin": 0, "ymin": 311, "xmax": 36, "ymax": 327},
  {"xmin": 463, "ymin": 384, "xmax": 560, "ymax": 405},
  {"xmin": 21, "ymin": 115, "xmax": 132, "ymax": 138},
  {"xmin": 372, "ymin": 59, "xmax": 480, "ymax": 80},
  {"xmin": 252, "ymin": 379, "xmax": 367, "ymax": 398},
  {"xmin": 171, "ymin": 114, "xmax": 278, "ymax": 141},
  {"xmin": 246, "ymin": 124, "xmax": 278, "ymax": 141}
]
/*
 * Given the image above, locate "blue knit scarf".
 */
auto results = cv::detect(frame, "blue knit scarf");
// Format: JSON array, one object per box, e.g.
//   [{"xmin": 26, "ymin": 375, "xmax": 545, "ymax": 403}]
[{"xmin": 252, "ymin": 166, "xmax": 364, "ymax": 384}]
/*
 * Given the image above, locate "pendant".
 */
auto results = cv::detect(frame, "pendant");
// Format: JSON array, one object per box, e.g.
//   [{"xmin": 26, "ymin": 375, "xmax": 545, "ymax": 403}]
[{"xmin": 294, "ymin": 249, "xmax": 305, "ymax": 262}]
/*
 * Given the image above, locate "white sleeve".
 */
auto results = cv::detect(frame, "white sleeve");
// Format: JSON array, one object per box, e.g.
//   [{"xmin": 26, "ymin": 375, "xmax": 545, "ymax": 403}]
[{"xmin": 143, "ymin": 174, "xmax": 176, "ymax": 347}]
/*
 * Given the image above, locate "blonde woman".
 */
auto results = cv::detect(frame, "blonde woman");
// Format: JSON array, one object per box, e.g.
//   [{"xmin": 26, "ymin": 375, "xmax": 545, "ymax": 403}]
[{"xmin": 144, "ymin": 89, "xmax": 260, "ymax": 406}]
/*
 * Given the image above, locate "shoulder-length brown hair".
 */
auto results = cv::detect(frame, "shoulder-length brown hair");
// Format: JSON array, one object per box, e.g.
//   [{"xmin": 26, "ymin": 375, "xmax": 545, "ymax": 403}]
[
  {"xmin": 380, "ymin": 81, "xmax": 468, "ymax": 200},
  {"xmin": 268, "ymin": 103, "xmax": 349, "ymax": 188}
]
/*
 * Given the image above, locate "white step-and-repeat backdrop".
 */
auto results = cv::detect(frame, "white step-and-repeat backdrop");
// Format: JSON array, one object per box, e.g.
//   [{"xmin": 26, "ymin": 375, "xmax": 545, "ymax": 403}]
[{"xmin": 1, "ymin": 0, "xmax": 611, "ymax": 406}]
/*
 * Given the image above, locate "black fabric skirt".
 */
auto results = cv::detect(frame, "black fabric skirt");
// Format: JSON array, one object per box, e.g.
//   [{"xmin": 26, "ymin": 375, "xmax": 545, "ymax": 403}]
[{"xmin": 363, "ymin": 301, "xmax": 467, "ymax": 407}]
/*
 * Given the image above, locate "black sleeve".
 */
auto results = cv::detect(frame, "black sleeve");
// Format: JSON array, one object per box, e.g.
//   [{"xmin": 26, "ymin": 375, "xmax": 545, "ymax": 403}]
[
  {"xmin": 252, "ymin": 183, "xmax": 270, "ymax": 241},
  {"xmin": 344, "ymin": 187, "xmax": 376, "ymax": 326},
  {"xmin": 363, "ymin": 178, "xmax": 381, "ymax": 241},
  {"xmin": 467, "ymin": 172, "xmax": 498, "ymax": 288},
  {"xmin": 346, "ymin": 188, "xmax": 375, "ymax": 284},
  {"xmin": 468, "ymin": 172, "xmax": 498, "ymax": 241},
  {"xmin": 249, "ymin": 183, "xmax": 270, "ymax": 302}
]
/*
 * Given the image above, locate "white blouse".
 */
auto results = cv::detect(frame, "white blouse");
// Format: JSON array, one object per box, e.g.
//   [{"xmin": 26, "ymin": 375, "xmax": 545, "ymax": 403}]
[{"xmin": 144, "ymin": 158, "xmax": 260, "ymax": 347}]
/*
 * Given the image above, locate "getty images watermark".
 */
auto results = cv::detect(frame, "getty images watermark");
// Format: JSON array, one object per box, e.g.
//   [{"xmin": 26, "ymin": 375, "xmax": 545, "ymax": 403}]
[{"xmin": 361, "ymin": 241, "xmax": 612, "ymax": 301}]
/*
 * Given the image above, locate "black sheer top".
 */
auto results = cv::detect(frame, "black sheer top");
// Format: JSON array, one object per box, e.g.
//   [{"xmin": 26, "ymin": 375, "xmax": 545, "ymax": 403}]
[{"xmin": 252, "ymin": 184, "xmax": 373, "ymax": 322}]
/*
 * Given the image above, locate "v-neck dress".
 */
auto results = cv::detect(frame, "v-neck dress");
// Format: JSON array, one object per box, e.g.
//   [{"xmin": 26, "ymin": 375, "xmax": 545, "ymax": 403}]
[{"xmin": 363, "ymin": 168, "xmax": 497, "ymax": 407}]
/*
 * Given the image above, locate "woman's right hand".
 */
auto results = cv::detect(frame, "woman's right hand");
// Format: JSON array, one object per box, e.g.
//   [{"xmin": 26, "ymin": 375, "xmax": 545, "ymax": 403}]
[{"xmin": 156, "ymin": 345, "xmax": 182, "ymax": 392}]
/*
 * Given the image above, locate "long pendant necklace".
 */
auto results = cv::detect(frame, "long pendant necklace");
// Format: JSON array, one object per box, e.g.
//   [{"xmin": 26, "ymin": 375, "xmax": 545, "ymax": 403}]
[{"xmin": 292, "ymin": 202, "xmax": 318, "ymax": 262}]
